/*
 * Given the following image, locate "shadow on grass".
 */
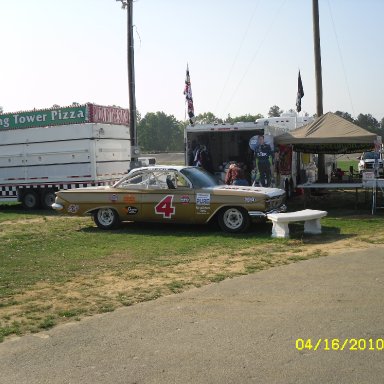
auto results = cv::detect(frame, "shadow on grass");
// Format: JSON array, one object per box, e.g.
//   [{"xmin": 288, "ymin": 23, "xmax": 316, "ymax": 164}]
[
  {"xmin": 80, "ymin": 219, "xmax": 273, "ymax": 240},
  {"xmin": 79, "ymin": 218, "xmax": 353, "ymax": 247},
  {"xmin": 289, "ymin": 223, "xmax": 355, "ymax": 244}
]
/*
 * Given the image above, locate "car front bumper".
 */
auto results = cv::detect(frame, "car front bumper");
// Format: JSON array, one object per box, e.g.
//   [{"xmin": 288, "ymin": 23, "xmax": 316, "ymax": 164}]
[
  {"xmin": 52, "ymin": 203, "xmax": 64, "ymax": 211},
  {"xmin": 248, "ymin": 204, "xmax": 287, "ymax": 219}
]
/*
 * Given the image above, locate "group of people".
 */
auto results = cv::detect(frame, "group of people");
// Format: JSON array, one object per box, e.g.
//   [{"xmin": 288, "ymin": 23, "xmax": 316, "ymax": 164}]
[
  {"xmin": 225, "ymin": 135, "xmax": 274, "ymax": 187},
  {"xmin": 189, "ymin": 135, "xmax": 274, "ymax": 188}
]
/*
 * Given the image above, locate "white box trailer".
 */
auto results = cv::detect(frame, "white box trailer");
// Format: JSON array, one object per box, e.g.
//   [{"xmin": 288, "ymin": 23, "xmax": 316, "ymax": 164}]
[{"xmin": 0, "ymin": 121, "xmax": 131, "ymax": 209}]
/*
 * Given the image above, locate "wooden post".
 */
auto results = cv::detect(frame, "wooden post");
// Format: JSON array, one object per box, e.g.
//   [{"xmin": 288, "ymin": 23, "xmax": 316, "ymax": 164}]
[{"xmin": 312, "ymin": 0, "xmax": 326, "ymax": 182}]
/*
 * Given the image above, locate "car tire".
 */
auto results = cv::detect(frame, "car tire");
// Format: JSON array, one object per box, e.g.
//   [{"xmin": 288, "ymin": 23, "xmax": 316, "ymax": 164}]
[
  {"xmin": 22, "ymin": 190, "xmax": 40, "ymax": 210},
  {"xmin": 218, "ymin": 207, "xmax": 250, "ymax": 233},
  {"xmin": 93, "ymin": 208, "xmax": 121, "ymax": 230}
]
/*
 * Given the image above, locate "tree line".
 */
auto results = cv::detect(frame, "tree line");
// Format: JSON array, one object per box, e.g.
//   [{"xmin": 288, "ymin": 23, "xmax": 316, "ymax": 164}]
[
  {"xmin": 137, "ymin": 106, "xmax": 384, "ymax": 152},
  {"xmin": 1, "ymin": 105, "xmax": 382, "ymax": 152}
]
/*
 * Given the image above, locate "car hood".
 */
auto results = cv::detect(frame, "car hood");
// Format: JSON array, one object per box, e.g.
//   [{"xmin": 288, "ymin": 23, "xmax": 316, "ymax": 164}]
[
  {"xmin": 361, "ymin": 159, "xmax": 382, "ymax": 163},
  {"xmin": 211, "ymin": 185, "xmax": 285, "ymax": 198},
  {"xmin": 59, "ymin": 186, "xmax": 112, "ymax": 193}
]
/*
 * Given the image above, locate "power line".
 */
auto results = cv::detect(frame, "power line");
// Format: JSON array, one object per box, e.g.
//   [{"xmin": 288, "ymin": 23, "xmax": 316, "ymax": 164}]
[
  {"xmin": 219, "ymin": 0, "xmax": 287, "ymax": 119},
  {"xmin": 213, "ymin": 0, "xmax": 261, "ymax": 118},
  {"xmin": 326, "ymin": 0, "xmax": 355, "ymax": 117}
]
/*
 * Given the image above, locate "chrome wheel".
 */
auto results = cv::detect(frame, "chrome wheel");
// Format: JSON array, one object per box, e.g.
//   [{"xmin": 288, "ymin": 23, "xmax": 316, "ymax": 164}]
[
  {"xmin": 93, "ymin": 208, "xmax": 121, "ymax": 230},
  {"xmin": 218, "ymin": 207, "xmax": 250, "ymax": 233}
]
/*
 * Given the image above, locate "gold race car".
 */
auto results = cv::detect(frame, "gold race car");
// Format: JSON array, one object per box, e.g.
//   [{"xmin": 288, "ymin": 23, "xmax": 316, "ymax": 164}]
[{"xmin": 52, "ymin": 166, "xmax": 286, "ymax": 233}]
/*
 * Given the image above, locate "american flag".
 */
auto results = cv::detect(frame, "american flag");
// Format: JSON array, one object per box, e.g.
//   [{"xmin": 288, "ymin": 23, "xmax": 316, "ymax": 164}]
[
  {"xmin": 184, "ymin": 65, "xmax": 195, "ymax": 125},
  {"xmin": 296, "ymin": 70, "xmax": 304, "ymax": 113}
]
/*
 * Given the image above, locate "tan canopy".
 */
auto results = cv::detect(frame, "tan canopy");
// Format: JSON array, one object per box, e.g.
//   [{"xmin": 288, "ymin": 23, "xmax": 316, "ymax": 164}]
[{"xmin": 275, "ymin": 112, "xmax": 377, "ymax": 153}]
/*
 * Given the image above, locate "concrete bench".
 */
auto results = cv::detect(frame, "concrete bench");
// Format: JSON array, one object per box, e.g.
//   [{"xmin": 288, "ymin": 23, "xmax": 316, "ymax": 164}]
[{"xmin": 267, "ymin": 209, "xmax": 327, "ymax": 238}]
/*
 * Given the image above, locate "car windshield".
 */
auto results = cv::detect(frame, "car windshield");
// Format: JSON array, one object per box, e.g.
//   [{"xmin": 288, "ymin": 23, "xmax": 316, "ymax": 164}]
[
  {"xmin": 363, "ymin": 152, "xmax": 379, "ymax": 160},
  {"xmin": 180, "ymin": 167, "xmax": 220, "ymax": 188}
]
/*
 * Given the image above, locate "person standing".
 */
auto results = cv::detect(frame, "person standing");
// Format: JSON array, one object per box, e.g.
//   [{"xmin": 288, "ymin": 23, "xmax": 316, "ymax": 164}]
[{"xmin": 255, "ymin": 135, "xmax": 273, "ymax": 187}]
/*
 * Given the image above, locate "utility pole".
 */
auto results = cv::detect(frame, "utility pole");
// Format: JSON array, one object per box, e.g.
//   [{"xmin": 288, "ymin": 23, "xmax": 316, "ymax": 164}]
[
  {"xmin": 312, "ymin": 0, "xmax": 326, "ymax": 181},
  {"xmin": 116, "ymin": 0, "xmax": 140, "ymax": 169}
]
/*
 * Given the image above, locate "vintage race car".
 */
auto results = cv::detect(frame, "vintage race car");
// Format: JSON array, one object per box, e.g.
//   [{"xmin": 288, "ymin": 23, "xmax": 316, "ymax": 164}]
[{"xmin": 52, "ymin": 165, "xmax": 286, "ymax": 233}]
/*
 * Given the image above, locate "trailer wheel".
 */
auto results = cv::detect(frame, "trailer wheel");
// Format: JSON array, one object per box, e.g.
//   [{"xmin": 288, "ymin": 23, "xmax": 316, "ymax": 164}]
[
  {"xmin": 22, "ymin": 191, "xmax": 40, "ymax": 210},
  {"xmin": 41, "ymin": 189, "xmax": 57, "ymax": 210},
  {"xmin": 218, "ymin": 207, "xmax": 250, "ymax": 233},
  {"xmin": 93, "ymin": 208, "xmax": 121, "ymax": 230}
]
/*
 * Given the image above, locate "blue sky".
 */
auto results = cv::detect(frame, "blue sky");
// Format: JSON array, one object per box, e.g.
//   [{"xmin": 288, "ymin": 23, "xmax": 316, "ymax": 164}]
[{"xmin": 1, "ymin": 0, "xmax": 383, "ymax": 122}]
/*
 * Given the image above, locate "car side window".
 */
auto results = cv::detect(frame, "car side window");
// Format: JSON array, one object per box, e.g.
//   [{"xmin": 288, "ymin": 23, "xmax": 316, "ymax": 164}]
[
  {"xmin": 176, "ymin": 173, "xmax": 191, "ymax": 188},
  {"xmin": 116, "ymin": 170, "xmax": 192, "ymax": 189},
  {"xmin": 119, "ymin": 172, "xmax": 151, "ymax": 189}
]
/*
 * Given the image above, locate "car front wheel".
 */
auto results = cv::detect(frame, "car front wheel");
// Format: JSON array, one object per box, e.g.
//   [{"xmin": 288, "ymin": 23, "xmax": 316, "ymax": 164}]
[
  {"xmin": 93, "ymin": 208, "xmax": 121, "ymax": 230},
  {"xmin": 218, "ymin": 207, "xmax": 250, "ymax": 233}
]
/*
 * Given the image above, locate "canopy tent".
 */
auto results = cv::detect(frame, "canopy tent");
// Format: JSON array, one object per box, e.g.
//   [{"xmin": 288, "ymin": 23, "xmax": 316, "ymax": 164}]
[{"xmin": 275, "ymin": 112, "xmax": 377, "ymax": 154}]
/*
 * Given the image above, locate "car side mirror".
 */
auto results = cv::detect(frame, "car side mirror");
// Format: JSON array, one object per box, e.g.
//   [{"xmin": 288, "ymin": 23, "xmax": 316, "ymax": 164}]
[{"xmin": 356, "ymin": 156, "xmax": 361, "ymax": 160}]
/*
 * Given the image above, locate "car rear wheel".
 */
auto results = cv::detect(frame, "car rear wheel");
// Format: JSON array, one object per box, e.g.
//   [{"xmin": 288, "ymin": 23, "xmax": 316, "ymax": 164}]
[
  {"xmin": 93, "ymin": 208, "xmax": 121, "ymax": 230},
  {"xmin": 218, "ymin": 207, "xmax": 250, "ymax": 233}
]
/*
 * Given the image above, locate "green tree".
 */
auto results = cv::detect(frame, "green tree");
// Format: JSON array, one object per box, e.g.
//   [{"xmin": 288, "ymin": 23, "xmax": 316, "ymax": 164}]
[
  {"xmin": 195, "ymin": 112, "xmax": 220, "ymax": 124},
  {"xmin": 334, "ymin": 110, "xmax": 354, "ymax": 123},
  {"xmin": 225, "ymin": 114, "xmax": 234, "ymax": 123},
  {"xmin": 137, "ymin": 112, "xmax": 183, "ymax": 152},
  {"xmin": 355, "ymin": 113, "xmax": 379, "ymax": 130},
  {"xmin": 268, "ymin": 105, "xmax": 283, "ymax": 117},
  {"xmin": 195, "ymin": 112, "xmax": 264, "ymax": 124},
  {"xmin": 355, "ymin": 113, "xmax": 382, "ymax": 140},
  {"xmin": 231, "ymin": 113, "xmax": 264, "ymax": 122}
]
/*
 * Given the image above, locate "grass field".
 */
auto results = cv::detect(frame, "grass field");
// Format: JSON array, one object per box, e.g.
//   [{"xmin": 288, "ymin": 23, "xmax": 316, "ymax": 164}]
[
  {"xmin": 1, "ymin": 192, "xmax": 384, "ymax": 342},
  {"xmin": 336, "ymin": 160, "xmax": 358, "ymax": 172}
]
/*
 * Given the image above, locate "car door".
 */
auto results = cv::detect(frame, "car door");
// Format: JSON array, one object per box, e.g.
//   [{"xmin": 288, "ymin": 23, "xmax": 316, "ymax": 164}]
[{"xmin": 140, "ymin": 170, "xmax": 196, "ymax": 223}]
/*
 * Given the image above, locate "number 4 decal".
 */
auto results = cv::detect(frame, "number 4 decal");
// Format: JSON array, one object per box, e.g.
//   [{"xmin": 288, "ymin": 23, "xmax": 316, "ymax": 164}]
[{"xmin": 155, "ymin": 195, "xmax": 175, "ymax": 218}]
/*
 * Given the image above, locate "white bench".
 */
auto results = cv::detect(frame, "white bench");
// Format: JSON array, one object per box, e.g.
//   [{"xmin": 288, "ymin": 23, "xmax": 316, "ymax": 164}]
[{"xmin": 267, "ymin": 209, "xmax": 327, "ymax": 238}]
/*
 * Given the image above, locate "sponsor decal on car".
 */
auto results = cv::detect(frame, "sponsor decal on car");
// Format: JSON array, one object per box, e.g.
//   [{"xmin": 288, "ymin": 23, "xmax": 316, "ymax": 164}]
[
  {"xmin": 125, "ymin": 206, "xmax": 138, "ymax": 215},
  {"xmin": 180, "ymin": 195, "xmax": 190, "ymax": 204},
  {"xmin": 110, "ymin": 194, "xmax": 118, "ymax": 202},
  {"xmin": 196, "ymin": 193, "xmax": 210, "ymax": 215},
  {"xmin": 123, "ymin": 194, "xmax": 136, "ymax": 203},
  {"xmin": 196, "ymin": 193, "xmax": 210, "ymax": 205},
  {"xmin": 244, "ymin": 197, "xmax": 256, "ymax": 203},
  {"xmin": 67, "ymin": 204, "xmax": 79, "ymax": 213}
]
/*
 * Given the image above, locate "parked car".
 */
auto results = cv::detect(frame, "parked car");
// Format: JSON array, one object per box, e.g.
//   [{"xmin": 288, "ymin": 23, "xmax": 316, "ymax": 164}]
[
  {"xmin": 358, "ymin": 151, "xmax": 383, "ymax": 175},
  {"xmin": 52, "ymin": 165, "xmax": 286, "ymax": 233}
]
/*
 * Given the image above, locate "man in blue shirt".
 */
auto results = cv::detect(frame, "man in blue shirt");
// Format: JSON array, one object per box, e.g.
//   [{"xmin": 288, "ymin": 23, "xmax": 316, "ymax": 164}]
[{"xmin": 255, "ymin": 135, "xmax": 273, "ymax": 187}]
